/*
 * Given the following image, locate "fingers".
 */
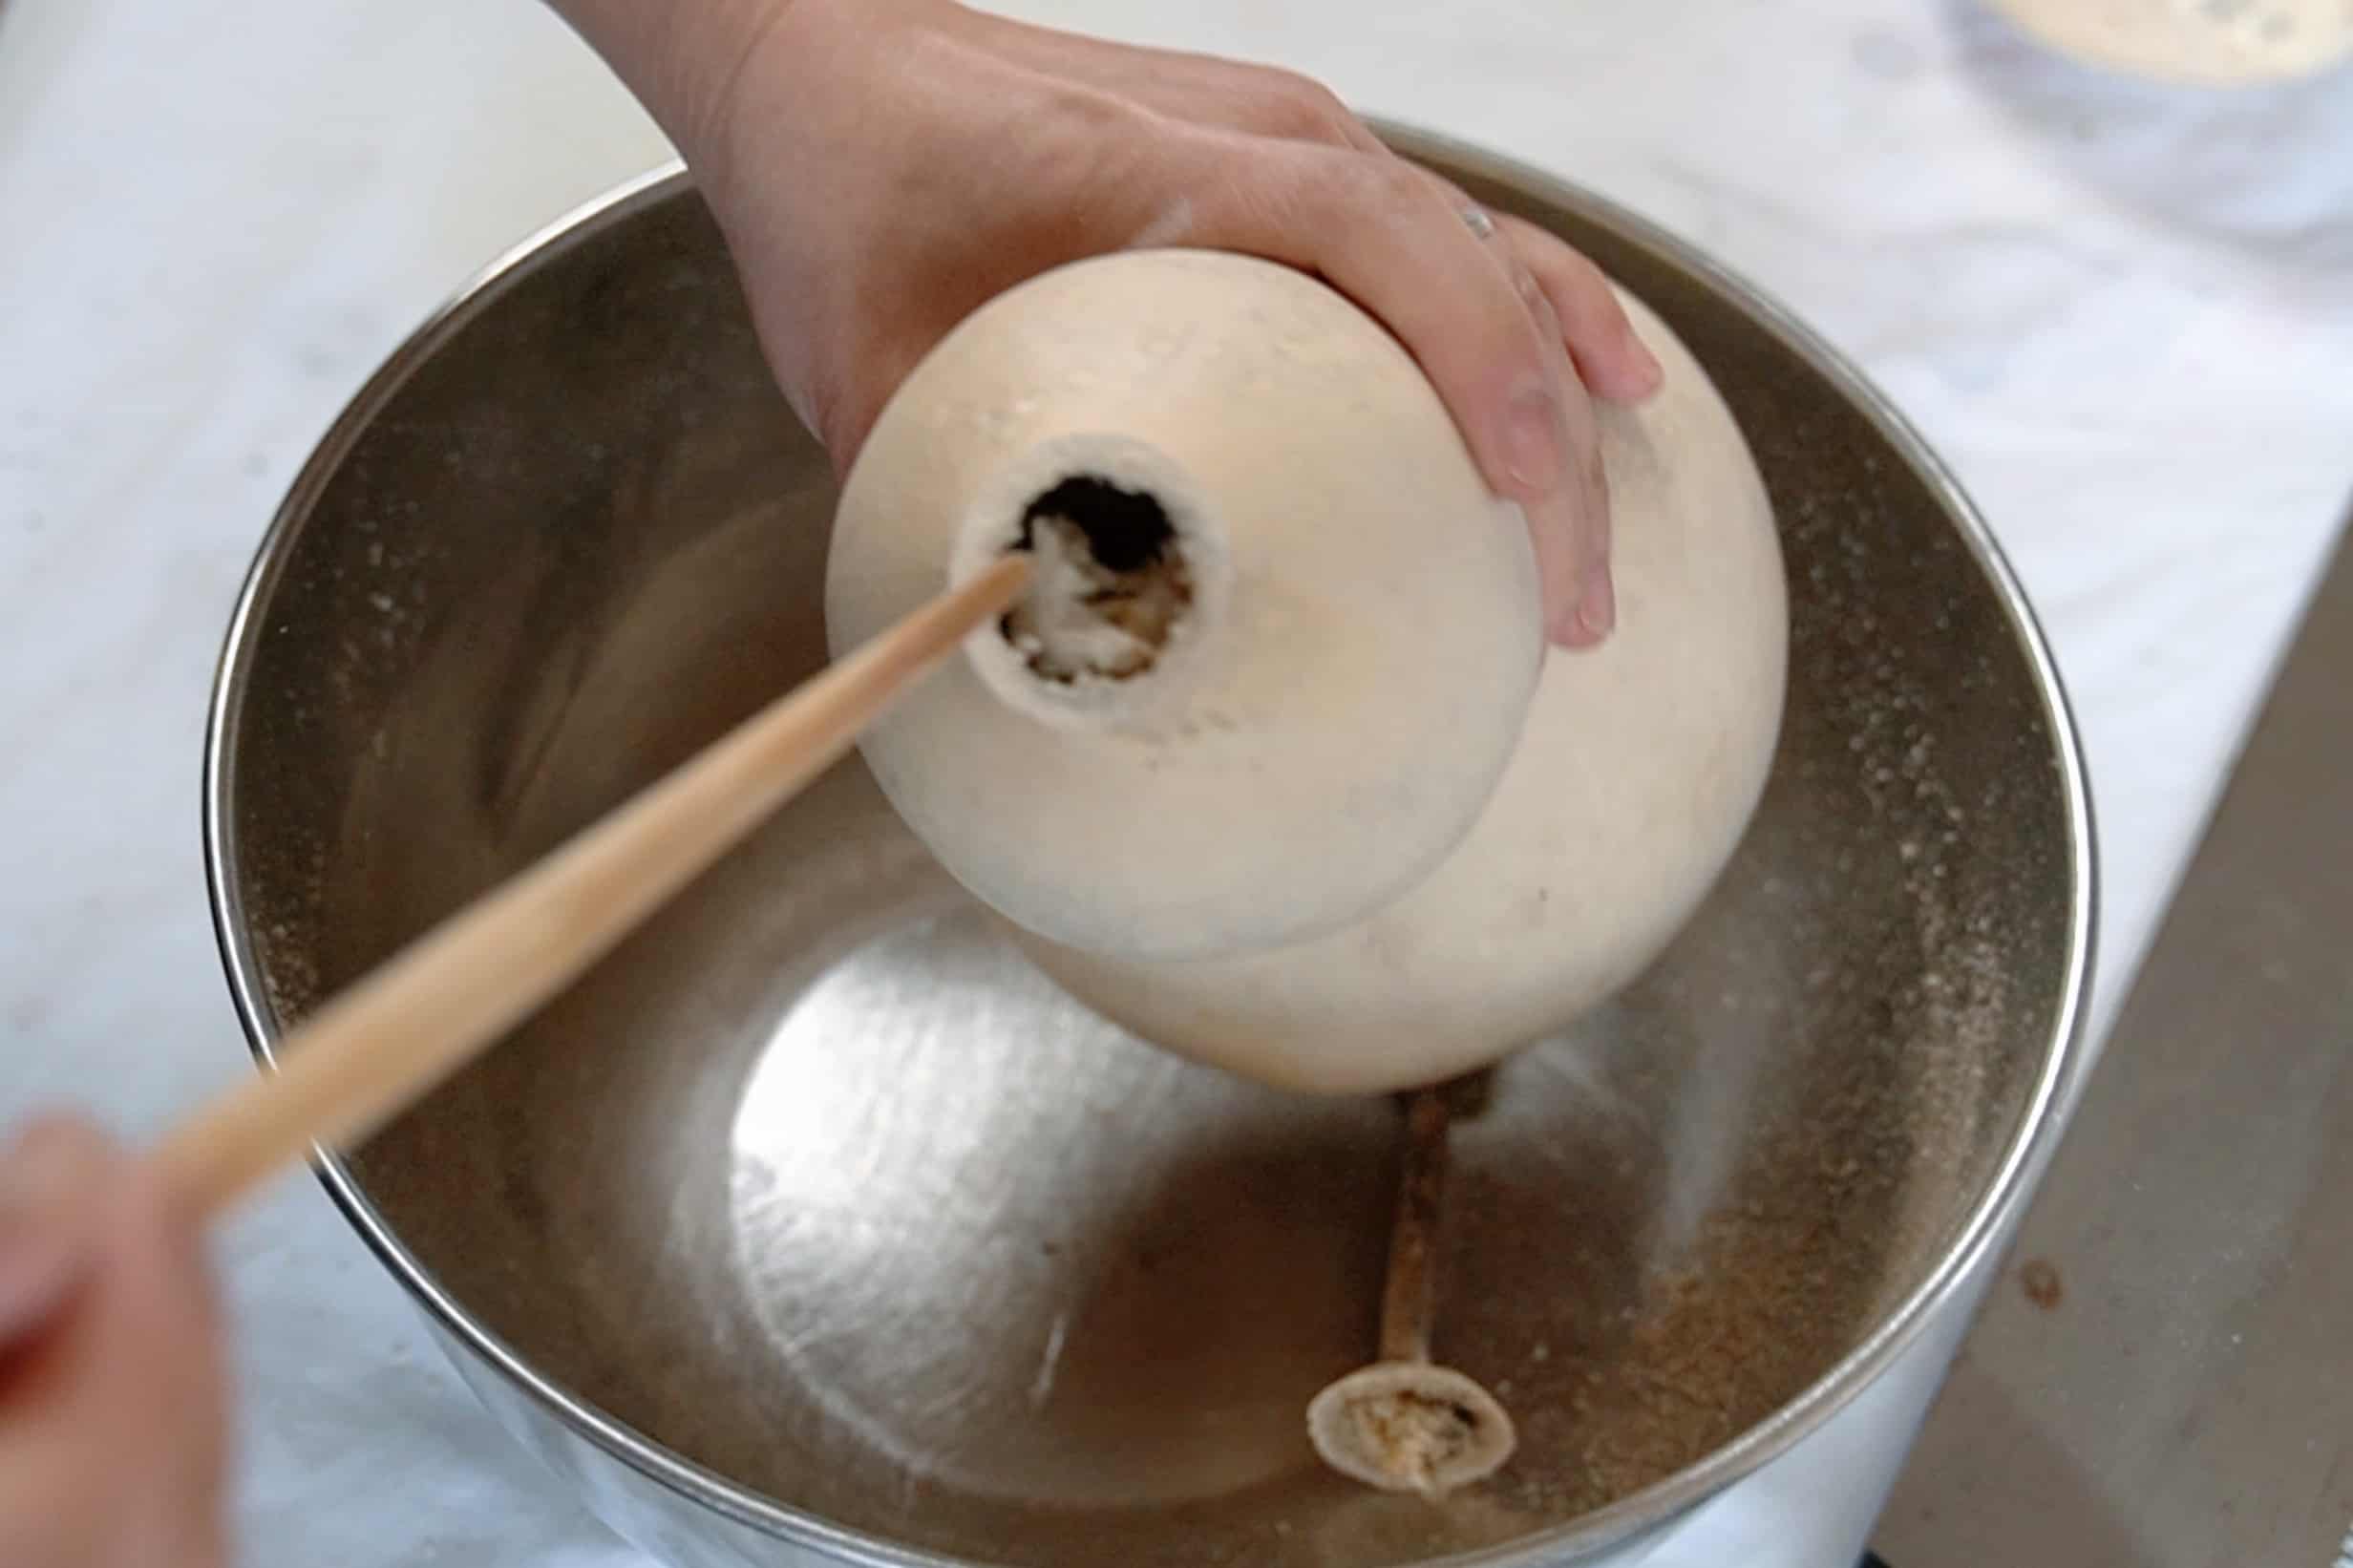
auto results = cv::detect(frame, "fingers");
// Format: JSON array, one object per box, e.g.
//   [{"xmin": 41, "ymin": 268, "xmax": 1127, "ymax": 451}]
[
  {"xmin": 970, "ymin": 26, "xmax": 1651, "ymax": 427},
  {"xmin": 1495, "ymin": 212, "xmax": 1662, "ymax": 404},
  {"xmin": 83, "ymin": 1147, "xmax": 227, "ymax": 1567},
  {"xmin": 1012, "ymin": 36, "xmax": 1653, "ymax": 412},
  {"xmin": 1132, "ymin": 63, "xmax": 1387, "ymax": 153},
  {"xmin": 0, "ymin": 1116, "xmax": 227, "ymax": 1568},
  {"xmin": 1411, "ymin": 166, "xmax": 1618, "ymax": 639},
  {"xmin": 0, "ymin": 1119, "xmax": 104, "ymax": 1347},
  {"xmin": 960, "ymin": 11, "xmax": 1385, "ymax": 153},
  {"xmin": 1214, "ymin": 146, "xmax": 1569, "ymax": 497},
  {"xmin": 1185, "ymin": 138, "xmax": 1609, "ymax": 642},
  {"xmin": 1517, "ymin": 277, "xmax": 1615, "ymax": 643},
  {"xmin": 731, "ymin": 0, "xmax": 1642, "ymax": 645},
  {"xmin": 1145, "ymin": 67, "xmax": 1385, "ymax": 153}
]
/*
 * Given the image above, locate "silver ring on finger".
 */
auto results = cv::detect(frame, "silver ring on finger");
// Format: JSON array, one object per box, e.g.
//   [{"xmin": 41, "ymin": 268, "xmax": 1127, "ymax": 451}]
[{"xmin": 1460, "ymin": 203, "xmax": 1497, "ymax": 241}]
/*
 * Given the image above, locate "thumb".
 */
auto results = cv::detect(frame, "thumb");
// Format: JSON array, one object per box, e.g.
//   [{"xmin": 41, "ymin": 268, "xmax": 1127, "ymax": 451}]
[{"xmin": 0, "ymin": 1118, "xmax": 108, "ymax": 1348}]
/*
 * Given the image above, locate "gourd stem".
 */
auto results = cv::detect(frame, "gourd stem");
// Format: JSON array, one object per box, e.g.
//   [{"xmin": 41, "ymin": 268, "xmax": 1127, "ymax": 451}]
[{"xmin": 1377, "ymin": 1086, "xmax": 1452, "ymax": 1366}]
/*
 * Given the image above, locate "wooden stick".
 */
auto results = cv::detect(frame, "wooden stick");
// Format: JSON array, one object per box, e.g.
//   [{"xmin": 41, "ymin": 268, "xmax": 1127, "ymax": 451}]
[
  {"xmin": 155, "ymin": 557, "xmax": 1029, "ymax": 1219},
  {"xmin": 1378, "ymin": 1087, "xmax": 1452, "ymax": 1365}
]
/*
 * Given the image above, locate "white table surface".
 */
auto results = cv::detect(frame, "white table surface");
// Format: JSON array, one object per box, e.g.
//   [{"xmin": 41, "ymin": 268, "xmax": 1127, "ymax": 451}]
[{"xmin": 3, "ymin": 0, "xmax": 2347, "ymax": 1562}]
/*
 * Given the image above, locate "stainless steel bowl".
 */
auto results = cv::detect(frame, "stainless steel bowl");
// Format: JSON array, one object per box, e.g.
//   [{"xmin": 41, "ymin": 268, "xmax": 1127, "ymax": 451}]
[{"xmin": 205, "ymin": 125, "xmax": 2095, "ymax": 1568}]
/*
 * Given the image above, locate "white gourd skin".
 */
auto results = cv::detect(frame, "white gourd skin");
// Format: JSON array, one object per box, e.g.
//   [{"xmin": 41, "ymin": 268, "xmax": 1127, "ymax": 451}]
[
  {"xmin": 1020, "ymin": 288, "xmax": 1790, "ymax": 1095},
  {"xmin": 826, "ymin": 249, "xmax": 1546, "ymax": 964}
]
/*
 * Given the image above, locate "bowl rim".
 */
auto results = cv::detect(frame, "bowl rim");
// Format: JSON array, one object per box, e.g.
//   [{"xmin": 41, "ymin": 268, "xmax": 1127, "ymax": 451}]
[{"xmin": 202, "ymin": 122, "xmax": 2099, "ymax": 1567}]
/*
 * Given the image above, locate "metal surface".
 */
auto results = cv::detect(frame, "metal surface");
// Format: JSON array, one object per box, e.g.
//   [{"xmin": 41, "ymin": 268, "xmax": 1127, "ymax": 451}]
[
  {"xmin": 1876, "ymin": 510, "xmax": 2353, "ymax": 1568},
  {"xmin": 203, "ymin": 127, "xmax": 2094, "ymax": 1568}
]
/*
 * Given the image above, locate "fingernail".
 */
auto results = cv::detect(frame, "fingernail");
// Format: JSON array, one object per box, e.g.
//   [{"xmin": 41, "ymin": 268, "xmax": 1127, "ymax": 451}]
[
  {"xmin": 1631, "ymin": 339, "xmax": 1664, "ymax": 394},
  {"xmin": 0, "ymin": 1126, "xmax": 95, "ymax": 1345},
  {"xmin": 1549, "ymin": 608, "xmax": 1594, "ymax": 646},
  {"xmin": 1578, "ymin": 567, "xmax": 1617, "ymax": 640},
  {"xmin": 1497, "ymin": 384, "xmax": 1566, "ymax": 497},
  {"xmin": 1548, "ymin": 569, "xmax": 1616, "ymax": 646}
]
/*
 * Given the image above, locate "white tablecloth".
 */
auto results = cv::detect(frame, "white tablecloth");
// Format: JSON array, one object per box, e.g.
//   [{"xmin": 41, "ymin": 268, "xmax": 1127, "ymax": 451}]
[{"xmin": 3, "ymin": 0, "xmax": 2347, "ymax": 1561}]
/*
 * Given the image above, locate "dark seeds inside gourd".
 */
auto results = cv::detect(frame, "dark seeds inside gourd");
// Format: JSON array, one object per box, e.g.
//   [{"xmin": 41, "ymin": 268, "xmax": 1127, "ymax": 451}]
[{"xmin": 1000, "ymin": 475, "xmax": 1196, "ymax": 684}]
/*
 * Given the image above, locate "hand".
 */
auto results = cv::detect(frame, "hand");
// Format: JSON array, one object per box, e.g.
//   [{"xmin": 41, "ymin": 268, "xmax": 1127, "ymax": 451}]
[
  {"xmin": 552, "ymin": 0, "xmax": 1661, "ymax": 645},
  {"xmin": 0, "ymin": 1117, "xmax": 228, "ymax": 1568}
]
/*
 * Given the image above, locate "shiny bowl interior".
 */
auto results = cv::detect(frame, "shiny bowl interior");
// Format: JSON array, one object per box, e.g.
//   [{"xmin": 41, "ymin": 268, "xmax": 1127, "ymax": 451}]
[{"xmin": 207, "ymin": 130, "xmax": 2092, "ymax": 1568}]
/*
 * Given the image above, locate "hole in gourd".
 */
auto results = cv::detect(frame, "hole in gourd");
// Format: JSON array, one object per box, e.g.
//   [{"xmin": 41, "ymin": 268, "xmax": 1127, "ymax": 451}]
[{"xmin": 999, "ymin": 474, "xmax": 1196, "ymax": 685}]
